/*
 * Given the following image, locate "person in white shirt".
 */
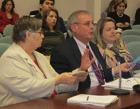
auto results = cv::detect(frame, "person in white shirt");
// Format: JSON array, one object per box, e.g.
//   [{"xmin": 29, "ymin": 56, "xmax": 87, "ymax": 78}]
[{"xmin": 0, "ymin": 16, "xmax": 89, "ymax": 106}]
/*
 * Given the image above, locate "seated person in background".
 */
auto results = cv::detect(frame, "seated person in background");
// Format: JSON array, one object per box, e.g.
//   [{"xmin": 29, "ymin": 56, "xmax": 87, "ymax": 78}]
[
  {"xmin": 94, "ymin": 17, "xmax": 140, "ymax": 79},
  {"xmin": 35, "ymin": 0, "xmax": 70, "ymax": 39},
  {"xmin": 133, "ymin": 7, "xmax": 140, "ymax": 25},
  {"xmin": 107, "ymin": 0, "xmax": 131, "ymax": 31},
  {"xmin": 0, "ymin": 0, "xmax": 19, "ymax": 34},
  {"xmin": 0, "ymin": 16, "xmax": 88, "ymax": 106},
  {"xmin": 36, "ymin": 8, "xmax": 65, "ymax": 57},
  {"xmin": 50, "ymin": 10, "xmax": 131, "ymax": 90},
  {"xmin": 101, "ymin": 0, "xmax": 116, "ymax": 18}
]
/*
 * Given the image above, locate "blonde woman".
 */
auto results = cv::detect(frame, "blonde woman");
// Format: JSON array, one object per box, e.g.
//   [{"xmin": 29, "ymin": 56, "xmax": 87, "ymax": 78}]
[{"xmin": 94, "ymin": 17, "xmax": 134, "ymax": 78}]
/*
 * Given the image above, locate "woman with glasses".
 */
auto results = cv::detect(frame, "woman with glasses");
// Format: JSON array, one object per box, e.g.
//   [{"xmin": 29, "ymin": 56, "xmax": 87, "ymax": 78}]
[
  {"xmin": 0, "ymin": 16, "xmax": 87, "ymax": 106},
  {"xmin": 0, "ymin": 0, "xmax": 19, "ymax": 34},
  {"xmin": 36, "ymin": 8, "xmax": 65, "ymax": 59}
]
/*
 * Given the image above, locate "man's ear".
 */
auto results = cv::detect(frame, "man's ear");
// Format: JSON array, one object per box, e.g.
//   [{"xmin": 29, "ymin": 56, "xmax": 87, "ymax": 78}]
[
  {"xmin": 39, "ymin": 4, "xmax": 43, "ymax": 9},
  {"xmin": 70, "ymin": 23, "xmax": 77, "ymax": 32}
]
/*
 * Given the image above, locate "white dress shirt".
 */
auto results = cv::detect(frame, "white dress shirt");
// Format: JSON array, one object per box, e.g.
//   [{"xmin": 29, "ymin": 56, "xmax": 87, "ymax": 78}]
[
  {"xmin": 73, "ymin": 37, "xmax": 115, "ymax": 87},
  {"xmin": 73, "ymin": 37, "xmax": 99, "ymax": 87}
]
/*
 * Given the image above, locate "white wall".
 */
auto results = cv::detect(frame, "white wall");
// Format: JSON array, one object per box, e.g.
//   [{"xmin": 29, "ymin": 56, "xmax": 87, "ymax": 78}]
[
  {"xmin": 0, "ymin": 0, "xmax": 3, "ymax": 8},
  {"xmin": 55, "ymin": 0, "xmax": 87, "ymax": 21},
  {"xmin": 14, "ymin": 0, "xmax": 39, "ymax": 17},
  {"xmin": 86, "ymin": 0, "xmax": 95, "ymax": 21},
  {"xmin": 0, "ymin": 0, "xmax": 140, "ymax": 24}
]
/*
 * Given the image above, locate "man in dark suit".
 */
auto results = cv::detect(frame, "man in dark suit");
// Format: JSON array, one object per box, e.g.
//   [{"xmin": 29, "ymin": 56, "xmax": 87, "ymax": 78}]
[
  {"xmin": 50, "ymin": 10, "xmax": 131, "ymax": 89},
  {"xmin": 34, "ymin": 0, "xmax": 70, "ymax": 39}
]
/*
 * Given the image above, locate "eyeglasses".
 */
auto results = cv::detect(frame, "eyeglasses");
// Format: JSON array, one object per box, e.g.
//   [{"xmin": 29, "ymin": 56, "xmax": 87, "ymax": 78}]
[
  {"xmin": 35, "ymin": 31, "xmax": 43, "ymax": 35},
  {"xmin": 45, "ymin": 2, "xmax": 54, "ymax": 6},
  {"xmin": 74, "ymin": 22, "xmax": 94, "ymax": 27}
]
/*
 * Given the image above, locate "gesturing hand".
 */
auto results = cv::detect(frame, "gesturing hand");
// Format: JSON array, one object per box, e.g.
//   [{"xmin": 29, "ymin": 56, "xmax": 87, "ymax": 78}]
[{"xmin": 79, "ymin": 48, "xmax": 95, "ymax": 71}]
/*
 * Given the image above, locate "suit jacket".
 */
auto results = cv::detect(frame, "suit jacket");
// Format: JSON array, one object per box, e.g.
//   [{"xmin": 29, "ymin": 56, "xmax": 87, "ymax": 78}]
[
  {"xmin": 50, "ymin": 37, "xmax": 113, "ymax": 89},
  {"xmin": 0, "ymin": 43, "xmax": 78, "ymax": 106}
]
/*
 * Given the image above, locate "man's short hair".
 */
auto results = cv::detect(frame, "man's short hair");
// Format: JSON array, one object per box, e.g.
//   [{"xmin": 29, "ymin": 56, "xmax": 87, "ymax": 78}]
[
  {"xmin": 12, "ymin": 16, "xmax": 42, "ymax": 44},
  {"xmin": 40, "ymin": 0, "xmax": 55, "ymax": 5},
  {"xmin": 67, "ymin": 10, "xmax": 90, "ymax": 32}
]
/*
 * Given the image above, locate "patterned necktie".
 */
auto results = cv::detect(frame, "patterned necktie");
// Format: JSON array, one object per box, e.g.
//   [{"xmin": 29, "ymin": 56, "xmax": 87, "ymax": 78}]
[{"xmin": 86, "ymin": 45, "xmax": 105, "ymax": 85}]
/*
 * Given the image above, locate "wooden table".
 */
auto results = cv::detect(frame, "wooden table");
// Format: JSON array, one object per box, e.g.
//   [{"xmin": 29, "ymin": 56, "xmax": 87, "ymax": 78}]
[{"xmin": 0, "ymin": 85, "xmax": 140, "ymax": 109}]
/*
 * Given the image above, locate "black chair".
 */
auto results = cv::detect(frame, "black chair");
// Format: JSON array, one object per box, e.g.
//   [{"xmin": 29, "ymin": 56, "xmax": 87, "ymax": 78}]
[{"xmin": 29, "ymin": 10, "xmax": 39, "ymax": 17}]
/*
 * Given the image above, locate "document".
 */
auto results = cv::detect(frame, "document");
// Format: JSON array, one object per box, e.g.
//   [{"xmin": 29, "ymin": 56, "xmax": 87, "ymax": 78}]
[
  {"xmin": 72, "ymin": 70, "xmax": 99, "ymax": 76},
  {"xmin": 103, "ymin": 78, "xmax": 140, "ymax": 90},
  {"xmin": 67, "ymin": 94, "xmax": 118, "ymax": 107},
  {"xmin": 126, "ymin": 56, "xmax": 140, "ymax": 68}
]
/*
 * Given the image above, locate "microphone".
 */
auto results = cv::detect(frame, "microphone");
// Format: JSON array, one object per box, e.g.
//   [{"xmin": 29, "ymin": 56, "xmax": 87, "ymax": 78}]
[
  {"xmin": 107, "ymin": 44, "xmax": 120, "ymax": 57},
  {"xmin": 132, "ymin": 71, "xmax": 140, "ymax": 93},
  {"xmin": 107, "ymin": 44, "xmax": 130, "ymax": 95}
]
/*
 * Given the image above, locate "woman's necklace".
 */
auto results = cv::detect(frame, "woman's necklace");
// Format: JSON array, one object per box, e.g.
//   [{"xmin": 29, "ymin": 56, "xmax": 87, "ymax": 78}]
[{"xmin": 117, "ymin": 12, "xmax": 123, "ymax": 17}]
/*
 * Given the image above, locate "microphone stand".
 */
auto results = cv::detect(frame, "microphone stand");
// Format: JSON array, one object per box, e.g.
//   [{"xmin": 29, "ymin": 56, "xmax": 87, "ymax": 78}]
[{"xmin": 110, "ymin": 56, "xmax": 130, "ymax": 95}]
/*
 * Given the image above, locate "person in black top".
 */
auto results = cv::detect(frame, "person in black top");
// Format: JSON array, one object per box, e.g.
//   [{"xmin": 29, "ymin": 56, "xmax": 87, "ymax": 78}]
[
  {"xmin": 107, "ymin": 0, "xmax": 131, "ymax": 31},
  {"xmin": 36, "ymin": 8, "xmax": 65, "ymax": 57},
  {"xmin": 35, "ymin": 0, "xmax": 70, "ymax": 39},
  {"xmin": 133, "ymin": 7, "xmax": 140, "ymax": 25}
]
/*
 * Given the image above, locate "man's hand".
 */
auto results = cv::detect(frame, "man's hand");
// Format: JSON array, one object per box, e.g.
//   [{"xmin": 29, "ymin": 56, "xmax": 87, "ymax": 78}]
[{"xmin": 79, "ymin": 48, "xmax": 95, "ymax": 71}]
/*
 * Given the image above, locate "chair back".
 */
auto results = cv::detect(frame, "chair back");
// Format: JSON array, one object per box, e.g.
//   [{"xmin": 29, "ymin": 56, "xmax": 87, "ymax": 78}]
[
  {"xmin": 121, "ymin": 35, "xmax": 140, "ymax": 44},
  {"xmin": 0, "ymin": 33, "xmax": 3, "ymax": 38},
  {"xmin": 3, "ymin": 25, "xmax": 14, "ymax": 37},
  {"xmin": 0, "ymin": 43, "xmax": 10, "ymax": 57},
  {"xmin": 131, "ymin": 25, "xmax": 140, "ymax": 30},
  {"xmin": 121, "ymin": 29, "xmax": 140, "ymax": 37},
  {"xmin": 0, "ymin": 36, "xmax": 13, "ymax": 45},
  {"xmin": 67, "ymin": 30, "xmax": 72, "ymax": 37},
  {"xmin": 127, "ymin": 42, "xmax": 140, "ymax": 59},
  {"xmin": 64, "ymin": 21, "xmax": 68, "ymax": 30},
  {"xmin": 29, "ymin": 10, "xmax": 39, "ymax": 17}
]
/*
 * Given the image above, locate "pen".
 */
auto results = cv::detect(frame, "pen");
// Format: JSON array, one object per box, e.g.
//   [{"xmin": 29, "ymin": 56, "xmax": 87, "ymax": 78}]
[{"xmin": 87, "ymin": 96, "xmax": 89, "ymax": 101}]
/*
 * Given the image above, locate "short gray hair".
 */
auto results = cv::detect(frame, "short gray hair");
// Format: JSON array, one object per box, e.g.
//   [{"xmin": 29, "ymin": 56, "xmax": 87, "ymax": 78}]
[
  {"xmin": 12, "ymin": 16, "xmax": 42, "ymax": 44},
  {"xmin": 68, "ymin": 10, "xmax": 90, "ymax": 31}
]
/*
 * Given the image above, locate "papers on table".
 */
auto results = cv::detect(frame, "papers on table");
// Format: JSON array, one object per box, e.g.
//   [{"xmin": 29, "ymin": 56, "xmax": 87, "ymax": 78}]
[
  {"xmin": 134, "ymin": 72, "xmax": 140, "ymax": 77},
  {"xmin": 67, "ymin": 94, "xmax": 118, "ymax": 107},
  {"xmin": 103, "ymin": 77, "xmax": 140, "ymax": 90}
]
